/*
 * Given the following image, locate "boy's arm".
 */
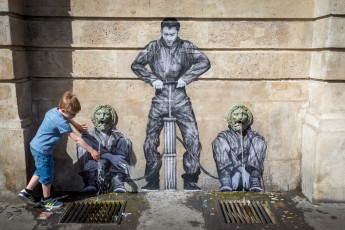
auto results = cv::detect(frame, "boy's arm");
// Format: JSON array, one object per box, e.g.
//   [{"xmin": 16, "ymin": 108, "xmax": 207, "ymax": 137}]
[
  {"xmin": 68, "ymin": 132, "xmax": 100, "ymax": 161},
  {"xmin": 67, "ymin": 117, "xmax": 88, "ymax": 133}
]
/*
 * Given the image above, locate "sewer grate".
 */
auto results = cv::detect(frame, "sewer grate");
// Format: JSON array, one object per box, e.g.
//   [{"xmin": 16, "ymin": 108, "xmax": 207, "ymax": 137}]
[
  {"xmin": 218, "ymin": 200, "xmax": 278, "ymax": 224},
  {"xmin": 59, "ymin": 200, "xmax": 126, "ymax": 224}
]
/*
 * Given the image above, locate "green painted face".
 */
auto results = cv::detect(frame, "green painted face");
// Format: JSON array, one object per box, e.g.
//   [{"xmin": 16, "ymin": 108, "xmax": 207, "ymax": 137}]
[
  {"xmin": 95, "ymin": 108, "xmax": 112, "ymax": 125},
  {"xmin": 229, "ymin": 107, "xmax": 249, "ymax": 131},
  {"xmin": 91, "ymin": 104, "xmax": 118, "ymax": 133}
]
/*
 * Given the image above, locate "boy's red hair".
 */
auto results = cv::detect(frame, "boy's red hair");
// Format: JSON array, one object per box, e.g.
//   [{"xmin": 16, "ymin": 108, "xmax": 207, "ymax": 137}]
[{"xmin": 58, "ymin": 91, "xmax": 81, "ymax": 113}]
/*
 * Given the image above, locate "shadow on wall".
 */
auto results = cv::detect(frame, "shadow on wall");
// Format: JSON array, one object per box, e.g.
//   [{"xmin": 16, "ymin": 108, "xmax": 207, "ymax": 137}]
[{"xmin": 24, "ymin": 1, "xmax": 78, "ymax": 191}]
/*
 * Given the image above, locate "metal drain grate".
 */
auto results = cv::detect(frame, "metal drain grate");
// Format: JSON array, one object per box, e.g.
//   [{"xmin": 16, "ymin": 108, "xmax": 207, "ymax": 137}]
[
  {"xmin": 218, "ymin": 200, "xmax": 278, "ymax": 224},
  {"xmin": 59, "ymin": 200, "xmax": 126, "ymax": 224}
]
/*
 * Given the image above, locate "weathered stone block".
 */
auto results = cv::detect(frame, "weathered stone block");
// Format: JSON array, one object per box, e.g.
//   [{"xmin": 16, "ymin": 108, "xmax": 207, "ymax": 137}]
[
  {"xmin": 307, "ymin": 81, "xmax": 324, "ymax": 115},
  {"xmin": 0, "ymin": 82, "xmax": 33, "ymax": 130},
  {"xmin": 204, "ymin": 51, "xmax": 311, "ymax": 80},
  {"xmin": 313, "ymin": 17, "xmax": 345, "ymax": 48},
  {"xmin": 322, "ymin": 83, "xmax": 345, "ymax": 114},
  {"xmin": 0, "ymin": 16, "xmax": 24, "ymax": 46},
  {"xmin": 0, "ymin": 16, "xmax": 10, "ymax": 45},
  {"xmin": 26, "ymin": 20, "xmax": 313, "ymax": 49},
  {"xmin": 27, "ymin": 50, "xmax": 73, "ymax": 78},
  {"xmin": 267, "ymin": 81, "xmax": 309, "ymax": 102},
  {"xmin": 27, "ymin": 50, "xmax": 311, "ymax": 80},
  {"xmin": 12, "ymin": 50, "xmax": 28, "ymax": 80},
  {"xmin": 302, "ymin": 112, "xmax": 345, "ymax": 202},
  {"xmin": 0, "ymin": 129, "xmax": 27, "ymax": 197},
  {"xmin": 0, "ymin": 49, "xmax": 14, "ymax": 79},
  {"xmin": 312, "ymin": 131, "xmax": 345, "ymax": 202},
  {"xmin": 301, "ymin": 121, "xmax": 317, "ymax": 201},
  {"xmin": 315, "ymin": 0, "xmax": 345, "ymax": 17},
  {"xmin": 327, "ymin": 17, "xmax": 345, "ymax": 48},
  {"xmin": 311, "ymin": 51, "xmax": 345, "ymax": 80},
  {"xmin": 0, "ymin": 168, "xmax": 27, "ymax": 198},
  {"xmin": 189, "ymin": 81, "xmax": 308, "ymax": 103},
  {"xmin": 263, "ymin": 159, "xmax": 301, "ymax": 191},
  {"xmin": 0, "ymin": 0, "xmax": 8, "ymax": 12},
  {"xmin": 267, "ymin": 102, "xmax": 307, "ymax": 161},
  {"xmin": 25, "ymin": 0, "xmax": 314, "ymax": 18},
  {"xmin": 9, "ymin": 17, "xmax": 25, "ymax": 46},
  {"xmin": 308, "ymin": 81, "xmax": 345, "ymax": 114}
]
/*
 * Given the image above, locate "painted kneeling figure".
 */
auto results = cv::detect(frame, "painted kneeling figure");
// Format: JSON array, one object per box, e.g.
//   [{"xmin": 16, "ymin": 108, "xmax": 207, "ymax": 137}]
[
  {"xmin": 212, "ymin": 104, "xmax": 267, "ymax": 192},
  {"xmin": 77, "ymin": 104, "xmax": 132, "ymax": 193}
]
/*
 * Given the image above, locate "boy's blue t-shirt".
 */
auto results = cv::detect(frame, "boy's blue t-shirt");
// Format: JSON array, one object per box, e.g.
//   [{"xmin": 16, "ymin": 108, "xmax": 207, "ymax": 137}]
[{"xmin": 30, "ymin": 107, "xmax": 73, "ymax": 154}]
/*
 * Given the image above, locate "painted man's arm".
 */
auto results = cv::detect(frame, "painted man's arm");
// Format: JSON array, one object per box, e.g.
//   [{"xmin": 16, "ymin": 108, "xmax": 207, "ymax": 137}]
[
  {"xmin": 131, "ymin": 43, "xmax": 158, "ymax": 85},
  {"xmin": 180, "ymin": 43, "xmax": 211, "ymax": 84}
]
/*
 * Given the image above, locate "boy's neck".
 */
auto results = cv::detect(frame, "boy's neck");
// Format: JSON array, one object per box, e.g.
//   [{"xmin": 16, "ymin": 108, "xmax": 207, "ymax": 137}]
[{"xmin": 58, "ymin": 108, "xmax": 69, "ymax": 119}]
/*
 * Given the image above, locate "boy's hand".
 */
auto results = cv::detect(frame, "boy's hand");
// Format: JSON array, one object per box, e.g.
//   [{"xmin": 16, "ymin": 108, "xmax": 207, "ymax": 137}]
[
  {"xmin": 67, "ymin": 117, "xmax": 88, "ymax": 133},
  {"xmin": 90, "ymin": 150, "xmax": 100, "ymax": 161},
  {"xmin": 76, "ymin": 123, "xmax": 88, "ymax": 133}
]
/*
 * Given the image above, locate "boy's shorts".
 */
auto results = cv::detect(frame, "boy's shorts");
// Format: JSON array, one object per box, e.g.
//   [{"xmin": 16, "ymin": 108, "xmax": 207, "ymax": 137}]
[{"xmin": 31, "ymin": 147, "xmax": 54, "ymax": 185}]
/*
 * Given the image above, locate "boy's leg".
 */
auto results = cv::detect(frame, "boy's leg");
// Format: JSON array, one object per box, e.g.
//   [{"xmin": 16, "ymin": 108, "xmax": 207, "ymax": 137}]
[
  {"xmin": 40, "ymin": 183, "xmax": 63, "ymax": 209},
  {"xmin": 18, "ymin": 174, "xmax": 39, "ymax": 206},
  {"xmin": 42, "ymin": 184, "xmax": 51, "ymax": 199},
  {"xmin": 26, "ymin": 174, "xmax": 39, "ymax": 190}
]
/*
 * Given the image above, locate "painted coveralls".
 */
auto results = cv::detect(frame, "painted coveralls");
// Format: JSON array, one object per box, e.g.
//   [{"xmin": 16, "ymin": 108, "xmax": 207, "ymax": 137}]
[
  {"xmin": 77, "ymin": 128, "xmax": 132, "ymax": 189},
  {"xmin": 212, "ymin": 128, "xmax": 266, "ymax": 190},
  {"xmin": 131, "ymin": 37, "xmax": 211, "ymax": 184}
]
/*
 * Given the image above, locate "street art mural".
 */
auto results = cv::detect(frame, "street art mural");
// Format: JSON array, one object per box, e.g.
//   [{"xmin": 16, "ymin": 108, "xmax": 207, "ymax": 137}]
[
  {"xmin": 131, "ymin": 18, "xmax": 211, "ymax": 191},
  {"xmin": 77, "ymin": 104, "xmax": 132, "ymax": 193},
  {"xmin": 212, "ymin": 104, "xmax": 267, "ymax": 192}
]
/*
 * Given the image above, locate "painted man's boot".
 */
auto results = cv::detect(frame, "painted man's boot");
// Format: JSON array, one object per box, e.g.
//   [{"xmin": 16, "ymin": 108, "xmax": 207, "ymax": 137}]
[
  {"xmin": 249, "ymin": 170, "xmax": 263, "ymax": 192},
  {"xmin": 81, "ymin": 170, "xmax": 98, "ymax": 192},
  {"xmin": 219, "ymin": 168, "xmax": 232, "ymax": 192},
  {"xmin": 141, "ymin": 175, "xmax": 160, "ymax": 192},
  {"xmin": 183, "ymin": 174, "xmax": 201, "ymax": 192},
  {"xmin": 111, "ymin": 173, "xmax": 127, "ymax": 193},
  {"xmin": 141, "ymin": 161, "xmax": 161, "ymax": 192}
]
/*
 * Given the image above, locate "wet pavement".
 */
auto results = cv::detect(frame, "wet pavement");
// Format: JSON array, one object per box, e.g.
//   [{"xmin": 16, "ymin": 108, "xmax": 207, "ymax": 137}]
[{"xmin": 0, "ymin": 190, "xmax": 344, "ymax": 230}]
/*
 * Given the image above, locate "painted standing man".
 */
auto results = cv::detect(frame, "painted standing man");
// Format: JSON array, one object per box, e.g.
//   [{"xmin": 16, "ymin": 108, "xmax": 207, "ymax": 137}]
[{"xmin": 131, "ymin": 18, "xmax": 211, "ymax": 191}]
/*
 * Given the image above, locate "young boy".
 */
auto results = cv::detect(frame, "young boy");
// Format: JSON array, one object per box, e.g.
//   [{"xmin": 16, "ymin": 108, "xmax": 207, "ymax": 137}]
[{"xmin": 18, "ymin": 91, "xmax": 100, "ymax": 209}]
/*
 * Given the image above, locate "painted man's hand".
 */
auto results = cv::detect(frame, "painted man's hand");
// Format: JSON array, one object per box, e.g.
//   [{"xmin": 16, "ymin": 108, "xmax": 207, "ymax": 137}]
[
  {"xmin": 152, "ymin": 80, "xmax": 163, "ymax": 90},
  {"xmin": 176, "ymin": 79, "xmax": 186, "ymax": 88},
  {"xmin": 90, "ymin": 150, "xmax": 100, "ymax": 161}
]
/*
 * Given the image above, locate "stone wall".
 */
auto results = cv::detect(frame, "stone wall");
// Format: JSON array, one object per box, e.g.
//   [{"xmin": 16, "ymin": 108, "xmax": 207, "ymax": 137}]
[
  {"xmin": 0, "ymin": 0, "xmax": 33, "ymax": 198},
  {"xmin": 301, "ymin": 0, "xmax": 345, "ymax": 202},
  {"xmin": 0, "ymin": 0, "xmax": 344, "ymax": 202}
]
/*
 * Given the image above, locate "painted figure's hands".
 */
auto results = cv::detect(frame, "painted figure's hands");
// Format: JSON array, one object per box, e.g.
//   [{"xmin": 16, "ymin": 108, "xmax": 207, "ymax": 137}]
[
  {"xmin": 152, "ymin": 80, "xmax": 163, "ymax": 90},
  {"xmin": 236, "ymin": 166, "xmax": 250, "ymax": 188},
  {"xmin": 176, "ymin": 79, "xmax": 186, "ymax": 88},
  {"xmin": 90, "ymin": 150, "xmax": 101, "ymax": 161}
]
